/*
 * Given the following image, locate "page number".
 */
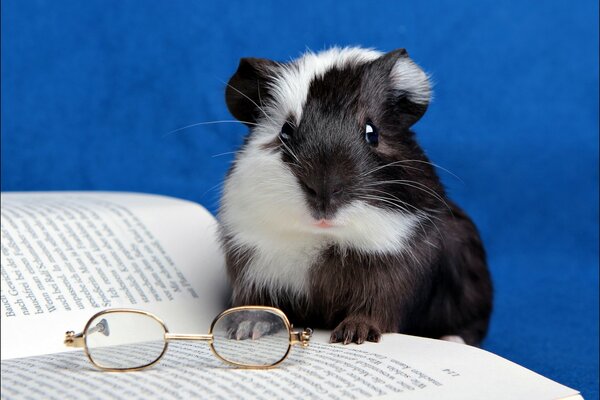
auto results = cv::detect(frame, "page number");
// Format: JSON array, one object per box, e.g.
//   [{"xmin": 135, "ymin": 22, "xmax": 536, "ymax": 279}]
[{"xmin": 442, "ymin": 368, "xmax": 460, "ymax": 377}]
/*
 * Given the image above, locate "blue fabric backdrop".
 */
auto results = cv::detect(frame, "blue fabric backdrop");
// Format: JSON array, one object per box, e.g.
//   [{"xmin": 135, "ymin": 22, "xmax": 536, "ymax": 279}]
[{"xmin": 2, "ymin": 0, "xmax": 598, "ymax": 397}]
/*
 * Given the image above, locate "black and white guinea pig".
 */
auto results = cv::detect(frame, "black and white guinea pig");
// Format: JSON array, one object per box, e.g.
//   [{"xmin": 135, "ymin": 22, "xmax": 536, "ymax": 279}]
[{"xmin": 218, "ymin": 47, "xmax": 492, "ymax": 345}]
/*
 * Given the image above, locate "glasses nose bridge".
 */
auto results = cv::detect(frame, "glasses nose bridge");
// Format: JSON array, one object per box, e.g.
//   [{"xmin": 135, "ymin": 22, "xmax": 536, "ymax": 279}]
[{"xmin": 164, "ymin": 333, "xmax": 214, "ymax": 343}]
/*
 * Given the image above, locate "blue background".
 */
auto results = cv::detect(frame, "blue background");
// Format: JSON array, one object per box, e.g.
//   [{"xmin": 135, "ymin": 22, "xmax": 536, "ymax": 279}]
[{"xmin": 2, "ymin": 0, "xmax": 598, "ymax": 397}]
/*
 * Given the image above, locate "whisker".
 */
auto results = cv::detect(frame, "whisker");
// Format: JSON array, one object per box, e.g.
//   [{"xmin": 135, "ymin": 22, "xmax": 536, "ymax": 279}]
[
  {"xmin": 363, "ymin": 180, "xmax": 453, "ymax": 214},
  {"xmin": 221, "ymin": 79, "xmax": 297, "ymax": 127},
  {"xmin": 360, "ymin": 160, "xmax": 421, "ymax": 178},
  {"xmin": 278, "ymin": 136, "xmax": 303, "ymax": 167},
  {"xmin": 211, "ymin": 151, "xmax": 239, "ymax": 158},
  {"xmin": 355, "ymin": 190, "xmax": 443, "ymax": 239},
  {"xmin": 283, "ymin": 160, "xmax": 304, "ymax": 170},
  {"xmin": 356, "ymin": 191, "xmax": 428, "ymax": 237},
  {"xmin": 360, "ymin": 159, "xmax": 463, "ymax": 183},
  {"xmin": 163, "ymin": 120, "xmax": 258, "ymax": 137},
  {"xmin": 385, "ymin": 179, "xmax": 451, "ymax": 212},
  {"xmin": 221, "ymin": 80, "xmax": 278, "ymax": 126},
  {"xmin": 352, "ymin": 193, "xmax": 426, "ymax": 265},
  {"xmin": 200, "ymin": 182, "xmax": 225, "ymax": 198},
  {"xmin": 399, "ymin": 160, "xmax": 464, "ymax": 183},
  {"xmin": 257, "ymin": 79, "xmax": 264, "ymax": 108},
  {"xmin": 358, "ymin": 193, "xmax": 410, "ymax": 213}
]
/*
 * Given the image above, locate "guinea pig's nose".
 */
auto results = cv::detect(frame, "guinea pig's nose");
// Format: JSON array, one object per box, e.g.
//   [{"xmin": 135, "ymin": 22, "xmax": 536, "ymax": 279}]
[
  {"xmin": 299, "ymin": 177, "xmax": 344, "ymax": 200},
  {"xmin": 299, "ymin": 174, "xmax": 346, "ymax": 220}
]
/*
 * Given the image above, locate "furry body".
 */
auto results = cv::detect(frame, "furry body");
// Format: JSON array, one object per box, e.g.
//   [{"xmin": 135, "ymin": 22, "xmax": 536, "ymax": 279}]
[{"xmin": 219, "ymin": 47, "xmax": 492, "ymax": 345}]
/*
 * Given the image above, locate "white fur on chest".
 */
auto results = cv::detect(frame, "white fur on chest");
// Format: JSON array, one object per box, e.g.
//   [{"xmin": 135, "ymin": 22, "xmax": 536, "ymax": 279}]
[
  {"xmin": 223, "ymin": 205, "xmax": 420, "ymax": 303},
  {"xmin": 220, "ymin": 145, "xmax": 421, "ymax": 302},
  {"xmin": 234, "ymin": 232, "xmax": 327, "ymax": 303}
]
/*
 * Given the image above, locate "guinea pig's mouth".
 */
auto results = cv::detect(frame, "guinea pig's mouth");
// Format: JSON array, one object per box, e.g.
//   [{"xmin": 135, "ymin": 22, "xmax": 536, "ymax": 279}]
[{"xmin": 313, "ymin": 219, "xmax": 336, "ymax": 229}]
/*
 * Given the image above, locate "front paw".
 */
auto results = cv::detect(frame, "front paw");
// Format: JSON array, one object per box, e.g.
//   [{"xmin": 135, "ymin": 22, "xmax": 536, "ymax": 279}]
[
  {"xmin": 223, "ymin": 311, "xmax": 282, "ymax": 340},
  {"xmin": 330, "ymin": 317, "xmax": 382, "ymax": 345}
]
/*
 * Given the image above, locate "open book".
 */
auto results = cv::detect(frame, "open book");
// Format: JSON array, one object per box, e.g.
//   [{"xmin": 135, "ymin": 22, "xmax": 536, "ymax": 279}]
[{"xmin": 0, "ymin": 192, "xmax": 582, "ymax": 399}]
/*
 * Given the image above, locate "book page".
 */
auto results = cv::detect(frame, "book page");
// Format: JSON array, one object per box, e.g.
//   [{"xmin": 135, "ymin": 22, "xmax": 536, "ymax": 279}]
[
  {"xmin": 0, "ymin": 332, "xmax": 580, "ymax": 400},
  {"xmin": 1, "ymin": 192, "xmax": 229, "ymax": 360},
  {"xmin": 310, "ymin": 332, "xmax": 581, "ymax": 400}
]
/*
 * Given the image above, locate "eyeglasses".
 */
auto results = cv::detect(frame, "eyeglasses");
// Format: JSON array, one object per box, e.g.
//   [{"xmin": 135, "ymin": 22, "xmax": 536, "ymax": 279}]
[{"xmin": 64, "ymin": 306, "xmax": 313, "ymax": 371}]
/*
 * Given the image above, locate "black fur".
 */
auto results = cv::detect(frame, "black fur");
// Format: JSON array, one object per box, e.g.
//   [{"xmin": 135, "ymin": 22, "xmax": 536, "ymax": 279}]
[
  {"xmin": 225, "ymin": 58, "xmax": 279, "ymax": 126},
  {"xmin": 221, "ymin": 49, "xmax": 493, "ymax": 346}
]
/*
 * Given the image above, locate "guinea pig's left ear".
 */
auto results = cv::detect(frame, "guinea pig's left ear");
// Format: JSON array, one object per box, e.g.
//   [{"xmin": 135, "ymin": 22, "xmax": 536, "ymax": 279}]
[
  {"xmin": 225, "ymin": 57, "xmax": 279, "ymax": 125},
  {"xmin": 373, "ymin": 49, "xmax": 432, "ymax": 128}
]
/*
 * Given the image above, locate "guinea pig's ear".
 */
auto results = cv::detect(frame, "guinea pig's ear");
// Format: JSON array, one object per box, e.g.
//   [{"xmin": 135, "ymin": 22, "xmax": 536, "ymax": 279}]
[
  {"xmin": 373, "ymin": 49, "xmax": 432, "ymax": 128},
  {"xmin": 225, "ymin": 58, "xmax": 279, "ymax": 125}
]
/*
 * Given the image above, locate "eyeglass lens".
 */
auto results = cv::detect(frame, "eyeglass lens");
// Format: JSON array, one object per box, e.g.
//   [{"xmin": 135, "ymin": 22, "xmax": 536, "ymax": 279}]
[
  {"xmin": 85, "ymin": 311, "xmax": 167, "ymax": 370},
  {"xmin": 211, "ymin": 309, "xmax": 290, "ymax": 367}
]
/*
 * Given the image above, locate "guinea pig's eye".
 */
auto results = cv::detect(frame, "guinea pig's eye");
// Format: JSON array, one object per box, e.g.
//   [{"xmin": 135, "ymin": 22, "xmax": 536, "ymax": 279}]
[
  {"xmin": 280, "ymin": 122, "xmax": 294, "ymax": 141},
  {"xmin": 365, "ymin": 122, "xmax": 379, "ymax": 145}
]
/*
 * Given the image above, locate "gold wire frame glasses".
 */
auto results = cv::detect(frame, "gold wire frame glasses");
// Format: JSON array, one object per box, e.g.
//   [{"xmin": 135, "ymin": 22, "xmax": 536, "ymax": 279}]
[{"xmin": 64, "ymin": 306, "xmax": 313, "ymax": 371}]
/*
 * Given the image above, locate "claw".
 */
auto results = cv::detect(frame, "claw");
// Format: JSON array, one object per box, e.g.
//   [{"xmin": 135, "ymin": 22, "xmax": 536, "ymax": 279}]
[
  {"xmin": 251, "ymin": 321, "xmax": 271, "ymax": 340},
  {"xmin": 235, "ymin": 320, "xmax": 253, "ymax": 340},
  {"xmin": 329, "ymin": 331, "xmax": 340, "ymax": 343},
  {"xmin": 331, "ymin": 317, "xmax": 382, "ymax": 344}
]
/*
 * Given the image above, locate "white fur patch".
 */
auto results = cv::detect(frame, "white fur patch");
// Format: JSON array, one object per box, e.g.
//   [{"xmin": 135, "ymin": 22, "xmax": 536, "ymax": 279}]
[
  {"xmin": 220, "ymin": 47, "xmax": 426, "ymax": 303},
  {"xmin": 220, "ymin": 142, "xmax": 323, "ymax": 299},
  {"xmin": 255, "ymin": 47, "xmax": 431, "ymax": 136},
  {"xmin": 267, "ymin": 47, "xmax": 382, "ymax": 123},
  {"xmin": 390, "ymin": 58, "xmax": 432, "ymax": 105}
]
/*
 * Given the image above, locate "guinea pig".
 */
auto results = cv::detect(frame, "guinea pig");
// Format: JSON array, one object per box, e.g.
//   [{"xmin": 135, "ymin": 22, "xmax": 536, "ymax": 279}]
[{"xmin": 218, "ymin": 47, "xmax": 492, "ymax": 345}]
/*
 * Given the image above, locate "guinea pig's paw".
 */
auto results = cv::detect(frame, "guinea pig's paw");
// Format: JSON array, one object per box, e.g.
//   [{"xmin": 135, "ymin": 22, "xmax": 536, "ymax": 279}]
[
  {"xmin": 225, "ymin": 312, "xmax": 282, "ymax": 340},
  {"xmin": 330, "ymin": 317, "xmax": 382, "ymax": 345},
  {"xmin": 227, "ymin": 319, "xmax": 253, "ymax": 340}
]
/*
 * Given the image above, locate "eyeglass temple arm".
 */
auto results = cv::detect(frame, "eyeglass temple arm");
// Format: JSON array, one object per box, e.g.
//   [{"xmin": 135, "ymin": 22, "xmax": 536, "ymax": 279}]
[
  {"xmin": 291, "ymin": 327, "xmax": 313, "ymax": 347},
  {"xmin": 64, "ymin": 331, "xmax": 84, "ymax": 348}
]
